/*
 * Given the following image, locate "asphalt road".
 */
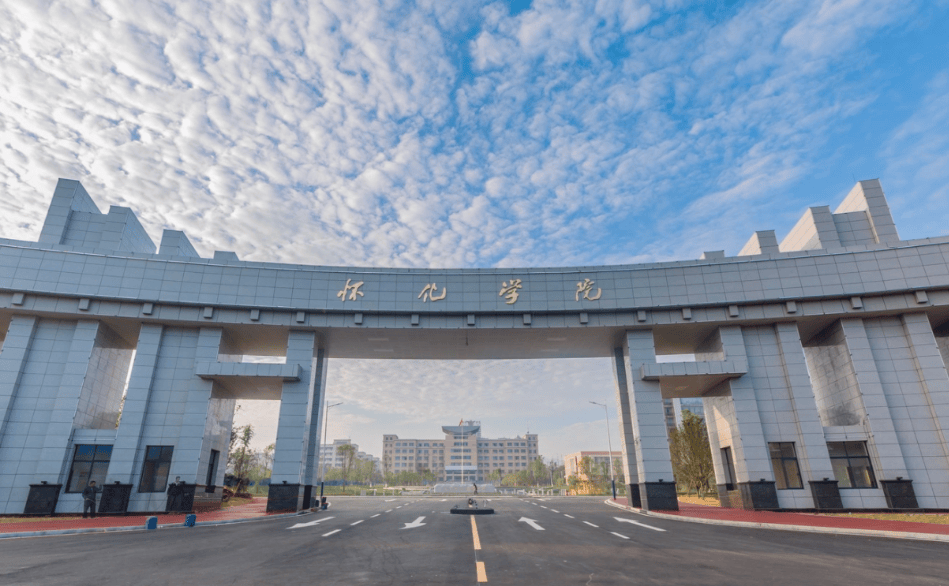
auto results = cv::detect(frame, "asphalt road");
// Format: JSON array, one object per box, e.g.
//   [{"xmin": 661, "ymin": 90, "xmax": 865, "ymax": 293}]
[{"xmin": 0, "ymin": 496, "xmax": 946, "ymax": 585}]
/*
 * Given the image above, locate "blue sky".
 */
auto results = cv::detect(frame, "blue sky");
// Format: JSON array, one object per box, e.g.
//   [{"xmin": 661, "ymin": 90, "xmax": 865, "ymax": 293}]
[{"xmin": 1, "ymin": 0, "xmax": 948, "ymax": 461}]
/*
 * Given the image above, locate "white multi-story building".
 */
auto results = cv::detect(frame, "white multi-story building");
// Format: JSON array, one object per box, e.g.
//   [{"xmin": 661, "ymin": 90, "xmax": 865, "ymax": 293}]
[
  {"xmin": 319, "ymin": 439, "xmax": 380, "ymax": 472},
  {"xmin": 383, "ymin": 422, "xmax": 539, "ymax": 482}
]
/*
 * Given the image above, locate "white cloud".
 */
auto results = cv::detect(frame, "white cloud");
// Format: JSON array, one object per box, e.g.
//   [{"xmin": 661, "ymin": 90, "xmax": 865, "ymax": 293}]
[{"xmin": 1, "ymin": 0, "xmax": 946, "ymax": 459}]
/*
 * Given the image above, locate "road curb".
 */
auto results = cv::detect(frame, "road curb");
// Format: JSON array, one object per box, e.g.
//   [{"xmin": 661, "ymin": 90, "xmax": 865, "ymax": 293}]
[
  {"xmin": 0, "ymin": 510, "xmax": 311, "ymax": 540},
  {"xmin": 604, "ymin": 499, "xmax": 949, "ymax": 543}
]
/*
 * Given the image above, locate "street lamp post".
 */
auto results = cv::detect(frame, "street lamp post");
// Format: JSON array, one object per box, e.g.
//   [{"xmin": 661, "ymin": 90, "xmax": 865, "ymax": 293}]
[
  {"xmin": 319, "ymin": 401, "xmax": 344, "ymax": 503},
  {"xmin": 590, "ymin": 400, "xmax": 617, "ymax": 500}
]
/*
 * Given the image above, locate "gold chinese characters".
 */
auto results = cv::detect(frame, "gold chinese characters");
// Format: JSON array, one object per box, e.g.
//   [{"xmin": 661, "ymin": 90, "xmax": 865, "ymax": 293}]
[
  {"xmin": 337, "ymin": 279, "xmax": 365, "ymax": 302},
  {"xmin": 499, "ymin": 279, "xmax": 523, "ymax": 305},
  {"xmin": 418, "ymin": 283, "xmax": 447, "ymax": 302},
  {"xmin": 576, "ymin": 278, "xmax": 602, "ymax": 302}
]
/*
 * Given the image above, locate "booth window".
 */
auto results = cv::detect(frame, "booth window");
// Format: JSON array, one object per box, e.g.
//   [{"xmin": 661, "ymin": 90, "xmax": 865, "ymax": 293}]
[
  {"xmin": 828, "ymin": 441, "xmax": 877, "ymax": 488},
  {"xmin": 139, "ymin": 446, "xmax": 174, "ymax": 492},
  {"xmin": 769, "ymin": 442, "xmax": 803, "ymax": 489},
  {"xmin": 66, "ymin": 445, "xmax": 113, "ymax": 492}
]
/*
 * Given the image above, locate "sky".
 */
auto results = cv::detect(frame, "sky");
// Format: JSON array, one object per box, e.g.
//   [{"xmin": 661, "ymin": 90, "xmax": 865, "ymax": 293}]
[{"xmin": 2, "ymin": 0, "xmax": 949, "ymax": 462}]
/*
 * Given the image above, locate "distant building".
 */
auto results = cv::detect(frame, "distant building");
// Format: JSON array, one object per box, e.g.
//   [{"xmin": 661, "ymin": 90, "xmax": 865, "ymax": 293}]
[
  {"xmin": 320, "ymin": 439, "xmax": 380, "ymax": 472},
  {"xmin": 565, "ymin": 451, "xmax": 623, "ymax": 481},
  {"xmin": 383, "ymin": 421, "xmax": 538, "ymax": 482},
  {"xmin": 673, "ymin": 398, "xmax": 705, "ymax": 425}
]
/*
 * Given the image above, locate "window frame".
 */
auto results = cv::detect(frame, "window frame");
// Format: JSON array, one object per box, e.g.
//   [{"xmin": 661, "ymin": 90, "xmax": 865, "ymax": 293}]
[
  {"xmin": 827, "ymin": 441, "xmax": 877, "ymax": 489},
  {"xmin": 768, "ymin": 442, "xmax": 804, "ymax": 490},
  {"xmin": 65, "ymin": 444, "xmax": 113, "ymax": 493},
  {"xmin": 138, "ymin": 445, "xmax": 174, "ymax": 493}
]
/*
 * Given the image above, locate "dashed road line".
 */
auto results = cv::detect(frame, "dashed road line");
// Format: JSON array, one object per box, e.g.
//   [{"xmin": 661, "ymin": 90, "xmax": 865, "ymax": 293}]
[
  {"xmin": 470, "ymin": 516, "xmax": 482, "ymax": 550},
  {"xmin": 323, "ymin": 529, "xmax": 341, "ymax": 537},
  {"xmin": 385, "ymin": 509, "xmax": 393, "ymax": 513},
  {"xmin": 563, "ymin": 514, "xmax": 574, "ymax": 519},
  {"xmin": 611, "ymin": 532, "xmax": 630, "ymax": 540},
  {"xmin": 550, "ymin": 509, "xmax": 559, "ymax": 513},
  {"xmin": 583, "ymin": 521, "xmax": 599, "ymax": 528},
  {"xmin": 351, "ymin": 520, "xmax": 363, "ymax": 526},
  {"xmin": 371, "ymin": 514, "xmax": 380, "ymax": 518},
  {"xmin": 476, "ymin": 561, "xmax": 488, "ymax": 582}
]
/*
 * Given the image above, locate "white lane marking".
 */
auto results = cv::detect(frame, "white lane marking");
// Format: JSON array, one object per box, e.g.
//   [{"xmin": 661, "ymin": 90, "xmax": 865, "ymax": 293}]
[
  {"xmin": 385, "ymin": 499, "xmax": 396, "ymax": 502},
  {"xmin": 614, "ymin": 517, "xmax": 666, "ymax": 532},
  {"xmin": 385, "ymin": 509, "xmax": 393, "ymax": 513},
  {"xmin": 440, "ymin": 498, "xmax": 447, "ymax": 501},
  {"xmin": 564, "ymin": 514, "xmax": 574, "ymax": 519},
  {"xmin": 611, "ymin": 532, "xmax": 630, "ymax": 540},
  {"xmin": 402, "ymin": 516, "xmax": 426, "ymax": 529},
  {"xmin": 583, "ymin": 521, "xmax": 599, "ymax": 528},
  {"xmin": 351, "ymin": 520, "xmax": 363, "ymax": 526},
  {"xmin": 518, "ymin": 517, "xmax": 545, "ymax": 531},
  {"xmin": 287, "ymin": 517, "xmax": 335, "ymax": 529},
  {"xmin": 540, "ymin": 506, "xmax": 548, "ymax": 509},
  {"xmin": 323, "ymin": 529, "xmax": 341, "ymax": 537},
  {"xmin": 550, "ymin": 509, "xmax": 559, "ymax": 513},
  {"xmin": 371, "ymin": 514, "xmax": 381, "ymax": 518}
]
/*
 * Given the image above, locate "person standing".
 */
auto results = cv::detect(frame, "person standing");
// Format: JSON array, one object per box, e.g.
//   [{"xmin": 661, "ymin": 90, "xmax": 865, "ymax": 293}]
[
  {"xmin": 81, "ymin": 480, "xmax": 100, "ymax": 519},
  {"xmin": 167, "ymin": 476, "xmax": 185, "ymax": 512}
]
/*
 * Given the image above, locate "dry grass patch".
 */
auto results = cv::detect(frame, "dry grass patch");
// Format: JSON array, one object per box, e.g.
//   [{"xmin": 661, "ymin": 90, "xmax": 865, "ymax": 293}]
[
  {"xmin": 821, "ymin": 512, "xmax": 949, "ymax": 525},
  {"xmin": 677, "ymin": 494, "xmax": 721, "ymax": 507}
]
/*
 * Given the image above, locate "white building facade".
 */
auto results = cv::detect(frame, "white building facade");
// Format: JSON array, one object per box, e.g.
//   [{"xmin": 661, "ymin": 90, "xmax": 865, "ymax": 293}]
[
  {"xmin": 1, "ymin": 178, "xmax": 949, "ymax": 513},
  {"xmin": 382, "ymin": 422, "xmax": 539, "ymax": 482}
]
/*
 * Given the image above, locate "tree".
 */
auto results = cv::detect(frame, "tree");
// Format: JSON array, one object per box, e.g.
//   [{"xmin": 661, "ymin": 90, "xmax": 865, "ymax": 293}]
[
  {"xmin": 337, "ymin": 444, "xmax": 357, "ymax": 482},
  {"xmin": 227, "ymin": 424, "xmax": 255, "ymax": 495},
  {"xmin": 669, "ymin": 411, "xmax": 715, "ymax": 496}
]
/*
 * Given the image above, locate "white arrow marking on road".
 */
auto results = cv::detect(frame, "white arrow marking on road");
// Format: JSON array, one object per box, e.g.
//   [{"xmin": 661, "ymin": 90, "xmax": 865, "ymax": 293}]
[
  {"xmin": 519, "ymin": 517, "xmax": 545, "ymax": 531},
  {"xmin": 287, "ymin": 517, "xmax": 335, "ymax": 529},
  {"xmin": 614, "ymin": 517, "xmax": 666, "ymax": 532},
  {"xmin": 402, "ymin": 516, "xmax": 427, "ymax": 529},
  {"xmin": 611, "ymin": 532, "xmax": 630, "ymax": 540},
  {"xmin": 583, "ymin": 521, "xmax": 599, "ymax": 528},
  {"xmin": 323, "ymin": 529, "xmax": 341, "ymax": 537}
]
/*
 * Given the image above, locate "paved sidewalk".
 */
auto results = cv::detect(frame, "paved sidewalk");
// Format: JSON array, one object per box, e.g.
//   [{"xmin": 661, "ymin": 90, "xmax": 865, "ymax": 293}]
[
  {"xmin": 607, "ymin": 498, "xmax": 949, "ymax": 542},
  {"xmin": 0, "ymin": 497, "xmax": 298, "ymax": 537}
]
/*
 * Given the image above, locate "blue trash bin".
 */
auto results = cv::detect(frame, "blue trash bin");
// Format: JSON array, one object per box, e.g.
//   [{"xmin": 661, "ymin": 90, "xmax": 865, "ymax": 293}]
[
  {"xmin": 184, "ymin": 514, "xmax": 196, "ymax": 527},
  {"xmin": 146, "ymin": 517, "xmax": 158, "ymax": 530}
]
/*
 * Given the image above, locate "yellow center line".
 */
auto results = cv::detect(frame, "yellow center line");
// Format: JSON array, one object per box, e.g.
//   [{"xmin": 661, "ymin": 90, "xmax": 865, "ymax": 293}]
[
  {"xmin": 470, "ymin": 516, "xmax": 482, "ymax": 550},
  {"xmin": 471, "ymin": 516, "xmax": 487, "ymax": 582},
  {"xmin": 476, "ymin": 561, "xmax": 488, "ymax": 583}
]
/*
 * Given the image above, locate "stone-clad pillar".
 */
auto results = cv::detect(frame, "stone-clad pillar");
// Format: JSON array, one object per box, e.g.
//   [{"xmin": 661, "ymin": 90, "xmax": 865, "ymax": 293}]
[
  {"xmin": 303, "ymin": 348, "xmax": 328, "ymax": 488},
  {"xmin": 901, "ymin": 313, "xmax": 949, "ymax": 508},
  {"xmin": 718, "ymin": 326, "xmax": 778, "ymax": 510},
  {"xmin": 108, "ymin": 324, "xmax": 164, "ymax": 484},
  {"xmin": 612, "ymin": 347, "xmax": 641, "ymax": 507},
  {"xmin": 33, "ymin": 321, "xmax": 101, "ymax": 482},
  {"xmin": 168, "ymin": 328, "xmax": 223, "ymax": 483},
  {"xmin": 839, "ymin": 319, "xmax": 910, "ymax": 479},
  {"xmin": 774, "ymin": 323, "xmax": 840, "ymax": 509},
  {"xmin": 621, "ymin": 331, "xmax": 677, "ymax": 510},
  {"xmin": 0, "ymin": 316, "xmax": 37, "ymax": 442},
  {"xmin": 268, "ymin": 331, "xmax": 320, "ymax": 512}
]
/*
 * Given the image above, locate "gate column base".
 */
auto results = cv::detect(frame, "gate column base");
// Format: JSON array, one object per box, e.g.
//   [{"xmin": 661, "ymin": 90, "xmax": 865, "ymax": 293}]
[
  {"xmin": 641, "ymin": 481, "xmax": 678, "ymax": 511},
  {"xmin": 626, "ymin": 484, "xmax": 641, "ymax": 508},
  {"xmin": 267, "ymin": 482, "xmax": 303, "ymax": 512}
]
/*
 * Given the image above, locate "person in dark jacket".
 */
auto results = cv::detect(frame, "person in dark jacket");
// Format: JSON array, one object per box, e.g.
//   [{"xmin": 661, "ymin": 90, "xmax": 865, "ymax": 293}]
[
  {"xmin": 81, "ymin": 480, "xmax": 100, "ymax": 519},
  {"xmin": 167, "ymin": 476, "xmax": 184, "ymax": 512}
]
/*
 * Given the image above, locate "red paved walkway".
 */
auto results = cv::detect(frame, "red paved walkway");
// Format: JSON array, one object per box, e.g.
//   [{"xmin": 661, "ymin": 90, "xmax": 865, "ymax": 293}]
[
  {"xmin": 612, "ymin": 499, "xmax": 949, "ymax": 536},
  {"xmin": 0, "ymin": 497, "xmax": 284, "ymax": 535}
]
